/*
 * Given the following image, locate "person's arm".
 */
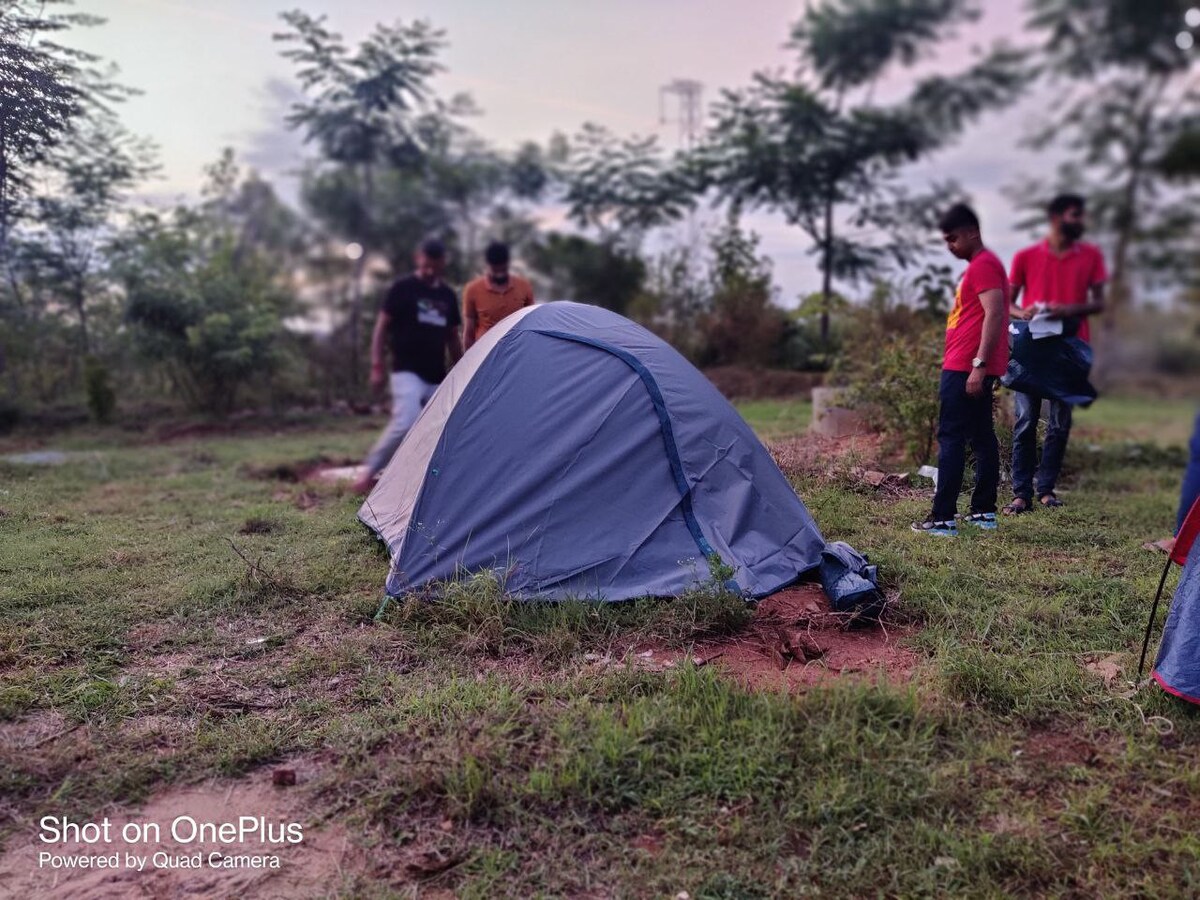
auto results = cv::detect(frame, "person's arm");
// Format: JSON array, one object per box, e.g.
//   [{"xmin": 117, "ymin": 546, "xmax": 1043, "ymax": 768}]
[
  {"xmin": 1008, "ymin": 253, "xmax": 1031, "ymax": 320},
  {"xmin": 369, "ymin": 311, "xmax": 390, "ymax": 393},
  {"xmin": 967, "ymin": 289, "xmax": 1006, "ymax": 398},
  {"xmin": 463, "ymin": 316, "xmax": 477, "ymax": 350},
  {"xmin": 1046, "ymin": 282, "xmax": 1105, "ymax": 319},
  {"xmin": 447, "ymin": 327, "xmax": 464, "ymax": 366},
  {"xmin": 1009, "ymin": 284, "xmax": 1033, "ymax": 320}
]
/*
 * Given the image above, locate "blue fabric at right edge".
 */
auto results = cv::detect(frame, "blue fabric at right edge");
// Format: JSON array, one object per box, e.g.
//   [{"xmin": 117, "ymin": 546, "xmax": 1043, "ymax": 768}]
[{"xmin": 1153, "ymin": 539, "xmax": 1200, "ymax": 705}]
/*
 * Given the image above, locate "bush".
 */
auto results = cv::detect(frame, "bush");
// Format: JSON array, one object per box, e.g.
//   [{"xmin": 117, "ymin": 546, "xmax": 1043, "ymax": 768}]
[
  {"xmin": 0, "ymin": 398, "xmax": 20, "ymax": 435},
  {"xmin": 84, "ymin": 357, "xmax": 116, "ymax": 423},
  {"xmin": 1153, "ymin": 331, "xmax": 1200, "ymax": 375},
  {"xmin": 780, "ymin": 316, "xmax": 844, "ymax": 371},
  {"xmin": 840, "ymin": 325, "xmax": 943, "ymax": 465},
  {"xmin": 116, "ymin": 216, "xmax": 294, "ymax": 414}
]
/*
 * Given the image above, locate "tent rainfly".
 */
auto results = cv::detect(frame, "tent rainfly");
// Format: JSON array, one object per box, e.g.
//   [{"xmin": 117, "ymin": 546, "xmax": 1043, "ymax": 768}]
[
  {"xmin": 1142, "ymin": 497, "xmax": 1200, "ymax": 704},
  {"xmin": 360, "ymin": 301, "xmax": 878, "ymax": 606}
]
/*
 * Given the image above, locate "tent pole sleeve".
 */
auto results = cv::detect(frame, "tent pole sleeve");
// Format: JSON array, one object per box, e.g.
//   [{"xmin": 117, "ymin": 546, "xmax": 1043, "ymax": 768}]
[{"xmin": 1138, "ymin": 557, "xmax": 1175, "ymax": 678}]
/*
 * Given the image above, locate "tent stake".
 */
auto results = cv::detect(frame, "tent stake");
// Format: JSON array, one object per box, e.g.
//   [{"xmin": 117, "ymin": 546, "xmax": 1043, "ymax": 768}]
[{"xmin": 1138, "ymin": 557, "xmax": 1175, "ymax": 679}]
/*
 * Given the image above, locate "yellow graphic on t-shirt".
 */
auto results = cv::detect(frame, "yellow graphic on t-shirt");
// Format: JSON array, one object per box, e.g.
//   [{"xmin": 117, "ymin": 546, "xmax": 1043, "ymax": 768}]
[{"xmin": 946, "ymin": 279, "xmax": 964, "ymax": 329}]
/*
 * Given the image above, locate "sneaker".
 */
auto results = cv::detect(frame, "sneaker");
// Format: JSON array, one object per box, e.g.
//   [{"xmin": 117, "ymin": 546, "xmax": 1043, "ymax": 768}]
[
  {"xmin": 961, "ymin": 512, "xmax": 998, "ymax": 530},
  {"xmin": 911, "ymin": 518, "xmax": 958, "ymax": 537}
]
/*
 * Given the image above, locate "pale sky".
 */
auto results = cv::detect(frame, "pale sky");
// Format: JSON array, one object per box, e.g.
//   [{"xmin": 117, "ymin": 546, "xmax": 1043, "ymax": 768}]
[{"xmin": 70, "ymin": 0, "xmax": 1054, "ymax": 303}]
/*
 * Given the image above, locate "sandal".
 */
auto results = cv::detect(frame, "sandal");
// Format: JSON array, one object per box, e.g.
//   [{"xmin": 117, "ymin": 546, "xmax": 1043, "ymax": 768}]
[
  {"xmin": 1003, "ymin": 498, "xmax": 1031, "ymax": 516},
  {"xmin": 1039, "ymin": 493, "xmax": 1064, "ymax": 508}
]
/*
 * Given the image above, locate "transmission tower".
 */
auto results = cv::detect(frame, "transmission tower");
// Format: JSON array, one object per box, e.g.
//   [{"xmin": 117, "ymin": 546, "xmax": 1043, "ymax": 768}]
[{"xmin": 659, "ymin": 79, "xmax": 704, "ymax": 150}]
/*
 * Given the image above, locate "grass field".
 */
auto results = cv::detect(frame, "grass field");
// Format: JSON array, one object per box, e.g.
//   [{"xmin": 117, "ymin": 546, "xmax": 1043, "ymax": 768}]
[{"xmin": 1, "ymin": 394, "xmax": 1198, "ymax": 897}]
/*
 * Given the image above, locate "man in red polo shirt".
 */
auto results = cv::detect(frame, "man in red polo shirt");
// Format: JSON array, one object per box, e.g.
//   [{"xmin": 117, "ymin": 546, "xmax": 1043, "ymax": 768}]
[
  {"xmin": 912, "ymin": 203, "xmax": 1009, "ymax": 536},
  {"xmin": 1003, "ymin": 193, "xmax": 1107, "ymax": 515}
]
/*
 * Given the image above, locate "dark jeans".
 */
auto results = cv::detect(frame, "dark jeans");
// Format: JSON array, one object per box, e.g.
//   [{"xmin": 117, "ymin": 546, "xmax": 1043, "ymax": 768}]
[
  {"xmin": 1179, "ymin": 412, "xmax": 1200, "ymax": 533},
  {"xmin": 931, "ymin": 370, "xmax": 1000, "ymax": 521},
  {"xmin": 1011, "ymin": 391, "xmax": 1073, "ymax": 502}
]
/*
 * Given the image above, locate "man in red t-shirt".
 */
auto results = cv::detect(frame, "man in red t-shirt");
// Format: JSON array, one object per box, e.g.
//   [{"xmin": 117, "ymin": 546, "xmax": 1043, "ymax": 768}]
[
  {"xmin": 1004, "ymin": 193, "xmax": 1107, "ymax": 515},
  {"xmin": 912, "ymin": 203, "xmax": 1010, "ymax": 536}
]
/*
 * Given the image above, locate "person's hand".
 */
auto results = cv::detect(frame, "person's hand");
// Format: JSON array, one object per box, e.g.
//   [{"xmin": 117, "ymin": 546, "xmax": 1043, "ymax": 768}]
[
  {"xmin": 966, "ymin": 366, "xmax": 987, "ymax": 398},
  {"xmin": 1043, "ymin": 303, "xmax": 1069, "ymax": 320},
  {"xmin": 1011, "ymin": 306, "xmax": 1034, "ymax": 321},
  {"xmin": 369, "ymin": 363, "xmax": 386, "ymax": 394}
]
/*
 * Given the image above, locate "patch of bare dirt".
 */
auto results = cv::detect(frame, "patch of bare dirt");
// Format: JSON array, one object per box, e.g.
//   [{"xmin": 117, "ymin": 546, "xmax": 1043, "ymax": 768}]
[
  {"xmin": 238, "ymin": 517, "xmax": 280, "ymax": 535},
  {"xmin": 579, "ymin": 585, "xmax": 919, "ymax": 691},
  {"xmin": 768, "ymin": 431, "xmax": 891, "ymax": 480},
  {"xmin": 242, "ymin": 455, "xmax": 358, "ymax": 484},
  {"xmin": 687, "ymin": 584, "xmax": 918, "ymax": 691},
  {"xmin": 272, "ymin": 487, "xmax": 325, "ymax": 511},
  {"xmin": 0, "ymin": 710, "xmax": 72, "ymax": 753},
  {"xmin": 0, "ymin": 760, "xmax": 361, "ymax": 899},
  {"xmin": 1017, "ymin": 729, "xmax": 1107, "ymax": 769}
]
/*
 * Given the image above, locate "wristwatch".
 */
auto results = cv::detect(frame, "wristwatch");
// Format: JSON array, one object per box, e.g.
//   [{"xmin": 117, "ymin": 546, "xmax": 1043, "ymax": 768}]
[{"xmin": 971, "ymin": 357, "xmax": 986, "ymax": 369}]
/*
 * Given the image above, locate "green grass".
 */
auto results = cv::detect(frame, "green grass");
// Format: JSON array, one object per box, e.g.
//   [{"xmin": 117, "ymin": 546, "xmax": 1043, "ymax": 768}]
[
  {"xmin": 1, "ymin": 396, "xmax": 1199, "ymax": 896},
  {"xmin": 733, "ymin": 393, "xmax": 1196, "ymax": 446},
  {"xmin": 1073, "ymin": 395, "xmax": 1196, "ymax": 445},
  {"xmin": 734, "ymin": 398, "xmax": 814, "ymax": 440}
]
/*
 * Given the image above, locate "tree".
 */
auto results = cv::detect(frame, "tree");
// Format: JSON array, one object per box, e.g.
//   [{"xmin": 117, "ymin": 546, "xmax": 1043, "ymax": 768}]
[
  {"xmin": 526, "ymin": 233, "xmax": 647, "ymax": 314},
  {"xmin": 111, "ymin": 157, "xmax": 295, "ymax": 414},
  {"xmin": 14, "ymin": 116, "xmax": 155, "ymax": 354},
  {"xmin": 0, "ymin": 0, "xmax": 133, "ymax": 387},
  {"xmin": 696, "ymin": 0, "xmax": 1027, "ymax": 340},
  {"xmin": 698, "ymin": 214, "xmax": 788, "ymax": 368},
  {"xmin": 560, "ymin": 123, "xmax": 694, "ymax": 249},
  {"xmin": 1023, "ymin": 0, "xmax": 1199, "ymax": 336},
  {"xmin": 0, "ymin": 1, "xmax": 86, "ymax": 280},
  {"xmin": 275, "ymin": 10, "xmax": 449, "ymax": 381}
]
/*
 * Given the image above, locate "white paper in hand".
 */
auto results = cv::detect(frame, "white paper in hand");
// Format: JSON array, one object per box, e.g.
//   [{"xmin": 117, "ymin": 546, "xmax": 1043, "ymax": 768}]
[{"xmin": 1029, "ymin": 312, "xmax": 1063, "ymax": 340}]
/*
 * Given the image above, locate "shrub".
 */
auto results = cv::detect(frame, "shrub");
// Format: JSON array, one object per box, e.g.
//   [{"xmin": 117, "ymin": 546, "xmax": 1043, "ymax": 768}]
[
  {"xmin": 840, "ymin": 326, "xmax": 943, "ymax": 465},
  {"xmin": 0, "ymin": 398, "xmax": 20, "ymax": 434},
  {"xmin": 84, "ymin": 356, "xmax": 116, "ymax": 423}
]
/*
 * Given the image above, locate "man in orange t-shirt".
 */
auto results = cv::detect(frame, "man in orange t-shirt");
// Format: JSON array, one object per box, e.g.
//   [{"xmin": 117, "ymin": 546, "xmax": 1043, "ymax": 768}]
[{"xmin": 462, "ymin": 241, "xmax": 534, "ymax": 349}]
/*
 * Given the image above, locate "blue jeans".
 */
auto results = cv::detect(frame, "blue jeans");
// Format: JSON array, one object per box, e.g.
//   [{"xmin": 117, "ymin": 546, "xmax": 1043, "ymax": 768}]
[
  {"xmin": 1011, "ymin": 391, "xmax": 1073, "ymax": 502},
  {"xmin": 931, "ymin": 371, "xmax": 1000, "ymax": 521},
  {"xmin": 1179, "ymin": 412, "xmax": 1200, "ymax": 533}
]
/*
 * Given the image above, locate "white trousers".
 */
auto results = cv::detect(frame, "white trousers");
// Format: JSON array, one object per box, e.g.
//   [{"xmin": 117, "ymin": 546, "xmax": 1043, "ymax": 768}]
[{"xmin": 363, "ymin": 371, "xmax": 437, "ymax": 478}]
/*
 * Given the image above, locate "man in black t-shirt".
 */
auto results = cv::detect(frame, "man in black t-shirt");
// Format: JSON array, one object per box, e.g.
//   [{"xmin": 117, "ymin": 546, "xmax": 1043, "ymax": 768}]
[{"xmin": 354, "ymin": 238, "xmax": 463, "ymax": 493}]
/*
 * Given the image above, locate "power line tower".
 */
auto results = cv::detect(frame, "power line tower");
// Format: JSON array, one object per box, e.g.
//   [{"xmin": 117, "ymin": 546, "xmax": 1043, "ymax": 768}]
[{"xmin": 659, "ymin": 79, "xmax": 704, "ymax": 150}]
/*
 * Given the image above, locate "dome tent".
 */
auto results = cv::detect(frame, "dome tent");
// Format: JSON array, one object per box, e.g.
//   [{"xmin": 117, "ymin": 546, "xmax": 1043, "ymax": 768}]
[{"xmin": 359, "ymin": 301, "xmax": 877, "ymax": 604}]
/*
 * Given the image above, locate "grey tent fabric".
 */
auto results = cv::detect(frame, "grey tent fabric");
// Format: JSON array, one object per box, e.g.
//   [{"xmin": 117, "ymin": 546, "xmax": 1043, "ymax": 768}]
[{"xmin": 360, "ymin": 302, "xmax": 874, "ymax": 603}]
